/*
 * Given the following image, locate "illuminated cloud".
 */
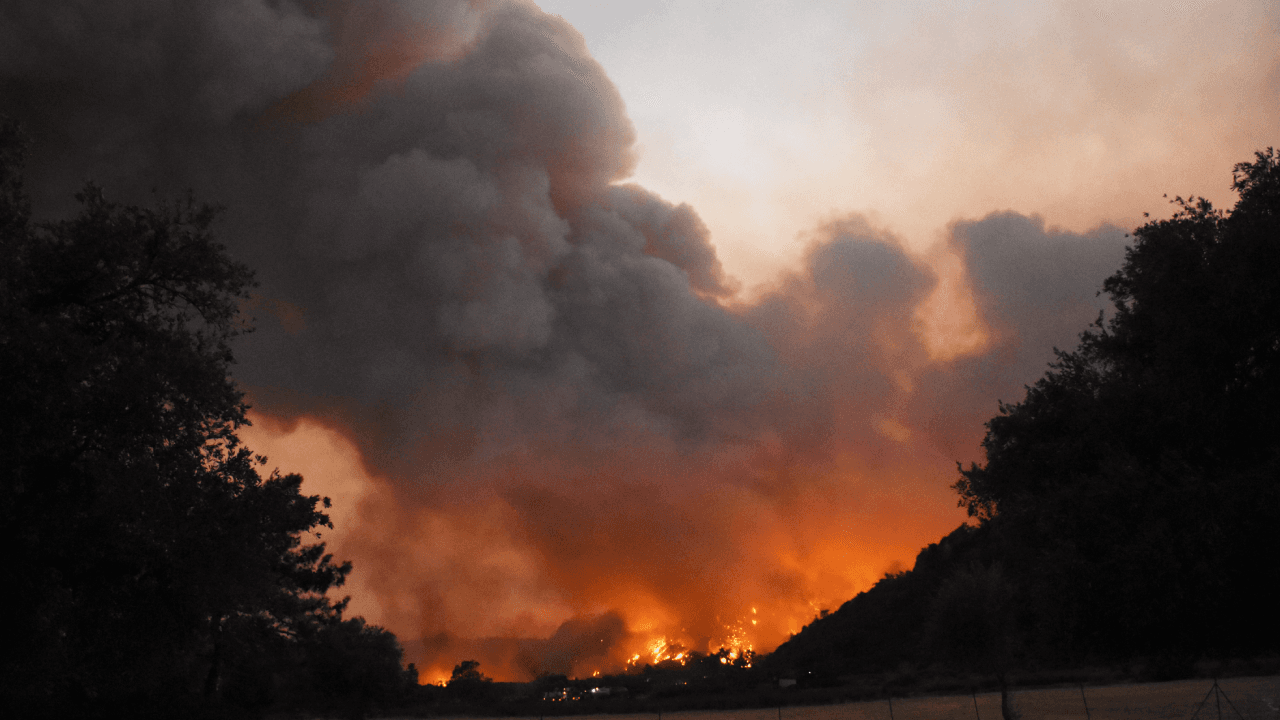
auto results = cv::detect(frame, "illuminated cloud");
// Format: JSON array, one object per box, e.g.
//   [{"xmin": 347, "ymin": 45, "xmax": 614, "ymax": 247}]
[{"xmin": 540, "ymin": 0, "xmax": 1280, "ymax": 287}]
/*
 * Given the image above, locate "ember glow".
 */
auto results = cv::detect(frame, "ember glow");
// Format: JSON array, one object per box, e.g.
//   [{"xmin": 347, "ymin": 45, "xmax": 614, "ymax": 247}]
[
  {"xmin": 4, "ymin": 0, "xmax": 1277, "ymax": 682},
  {"xmin": 634, "ymin": 638, "xmax": 685, "ymax": 667}
]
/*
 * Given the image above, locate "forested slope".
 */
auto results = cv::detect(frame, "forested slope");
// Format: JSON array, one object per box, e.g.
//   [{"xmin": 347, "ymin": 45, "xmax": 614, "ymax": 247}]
[{"xmin": 771, "ymin": 149, "xmax": 1280, "ymax": 682}]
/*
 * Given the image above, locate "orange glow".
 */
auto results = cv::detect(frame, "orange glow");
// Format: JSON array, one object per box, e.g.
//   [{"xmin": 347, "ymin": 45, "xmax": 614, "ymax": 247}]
[
  {"xmin": 914, "ymin": 245, "xmax": 990, "ymax": 362},
  {"xmin": 239, "ymin": 382, "xmax": 977, "ymax": 681},
  {"xmin": 239, "ymin": 364, "xmax": 986, "ymax": 681},
  {"xmin": 225, "ymin": 0, "xmax": 1135, "ymax": 685}
]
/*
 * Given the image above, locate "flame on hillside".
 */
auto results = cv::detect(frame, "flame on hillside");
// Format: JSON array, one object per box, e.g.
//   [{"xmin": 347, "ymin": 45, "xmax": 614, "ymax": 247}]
[{"xmin": 626, "ymin": 636, "xmax": 690, "ymax": 667}]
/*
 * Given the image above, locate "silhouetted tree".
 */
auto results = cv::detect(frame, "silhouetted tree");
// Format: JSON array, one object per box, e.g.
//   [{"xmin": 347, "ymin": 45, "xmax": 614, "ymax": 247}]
[
  {"xmin": 955, "ymin": 148, "xmax": 1280, "ymax": 660},
  {"xmin": 0, "ymin": 120, "xmax": 352, "ymax": 716},
  {"xmin": 924, "ymin": 563, "xmax": 1020, "ymax": 719},
  {"xmin": 285, "ymin": 617, "xmax": 412, "ymax": 719},
  {"xmin": 447, "ymin": 659, "xmax": 493, "ymax": 701}
]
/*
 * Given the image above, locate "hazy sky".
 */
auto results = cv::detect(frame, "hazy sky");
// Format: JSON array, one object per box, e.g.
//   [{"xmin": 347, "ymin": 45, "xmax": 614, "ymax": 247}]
[
  {"xmin": 537, "ymin": 0, "xmax": 1280, "ymax": 288},
  {"xmin": 4, "ymin": 0, "xmax": 1277, "ymax": 683}
]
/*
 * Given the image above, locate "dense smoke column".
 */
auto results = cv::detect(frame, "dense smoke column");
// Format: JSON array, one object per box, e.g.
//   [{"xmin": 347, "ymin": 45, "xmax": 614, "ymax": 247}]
[{"xmin": 2, "ymin": 0, "xmax": 1134, "ymax": 679}]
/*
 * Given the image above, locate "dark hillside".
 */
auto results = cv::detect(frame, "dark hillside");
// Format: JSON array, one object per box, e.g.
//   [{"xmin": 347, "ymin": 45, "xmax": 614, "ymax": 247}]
[
  {"xmin": 767, "ymin": 524, "xmax": 985, "ymax": 675},
  {"xmin": 769, "ymin": 149, "xmax": 1280, "ymax": 688}
]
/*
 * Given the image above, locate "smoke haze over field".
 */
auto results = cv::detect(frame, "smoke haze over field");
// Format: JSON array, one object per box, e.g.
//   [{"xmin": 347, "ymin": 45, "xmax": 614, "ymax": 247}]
[{"xmin": 0, "ymin": 0, "xmax": 1251, "ymax": 681}]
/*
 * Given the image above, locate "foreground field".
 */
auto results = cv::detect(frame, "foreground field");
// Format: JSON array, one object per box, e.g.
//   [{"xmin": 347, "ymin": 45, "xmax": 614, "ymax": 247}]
[{"xmin": 412, "ymin": 676, "xmax": 1280, "ymax": 720}]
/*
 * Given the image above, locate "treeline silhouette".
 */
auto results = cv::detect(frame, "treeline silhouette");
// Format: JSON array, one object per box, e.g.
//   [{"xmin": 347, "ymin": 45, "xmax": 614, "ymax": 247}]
[
  {"xmin": 770, "ymin": 149, "xmax": 1280, "ymax": 713},
  {"xmin": 0, "ymin": 120, "xmax": 416, "ymax": 718}
]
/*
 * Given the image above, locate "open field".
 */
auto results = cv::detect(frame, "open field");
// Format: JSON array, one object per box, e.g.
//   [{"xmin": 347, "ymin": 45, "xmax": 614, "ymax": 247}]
[{"xmin": 408, "ymin": 676, "xmax": 1280, "ymax": 720}]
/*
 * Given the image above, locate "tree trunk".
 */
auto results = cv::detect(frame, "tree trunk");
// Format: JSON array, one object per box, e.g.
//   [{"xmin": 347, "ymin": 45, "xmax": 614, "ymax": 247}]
[
  {"xmin": 203, "ymin": 615, "xmax": 224, "ymax": 698},
  {"xmin": 999, "ymin": 674, "xmax": 1017, "ymax": 720}
]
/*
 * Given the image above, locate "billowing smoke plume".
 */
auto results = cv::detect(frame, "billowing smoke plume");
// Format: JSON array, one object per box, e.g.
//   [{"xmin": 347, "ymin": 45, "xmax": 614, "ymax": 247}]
[{"xmin": 3, "ymin": 0, "xmax": 1130, "ymax": 680}]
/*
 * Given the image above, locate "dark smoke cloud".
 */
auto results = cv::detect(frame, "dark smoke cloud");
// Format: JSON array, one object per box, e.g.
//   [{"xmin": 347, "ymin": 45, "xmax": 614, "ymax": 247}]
[
  {"xmin": 907, "ymin": 214, "xmax": 1130, "ymax": 460},
  {"xmin": 4, "ymin": 0, "xmax": 1133, "ymax": 680},
  {"xmin": 959, "ymin": 212, "xmax": 1127, "ymax": 378}
]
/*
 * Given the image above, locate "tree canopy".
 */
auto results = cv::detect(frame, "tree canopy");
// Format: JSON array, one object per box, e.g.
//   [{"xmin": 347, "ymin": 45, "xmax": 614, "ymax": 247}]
[
  {"xmin": 0, "ymin": 120, "xmax": 400, "ymax": 716},
  {"xmin": 954, "ymin": 148, "xmax": 1280, "ymax": 659}
]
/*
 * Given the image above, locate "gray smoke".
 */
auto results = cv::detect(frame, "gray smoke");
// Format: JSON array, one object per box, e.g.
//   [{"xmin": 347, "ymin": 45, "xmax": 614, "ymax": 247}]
[{"xmin": 3, "ymin": 0, "xmax": 1134, "ymax": 679}]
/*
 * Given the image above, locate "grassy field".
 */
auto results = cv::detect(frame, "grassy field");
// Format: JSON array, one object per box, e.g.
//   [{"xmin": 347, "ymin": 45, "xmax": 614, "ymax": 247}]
[{"xmin": 407, "ymin": 676, "xmax": 1280, "ymax": 720}]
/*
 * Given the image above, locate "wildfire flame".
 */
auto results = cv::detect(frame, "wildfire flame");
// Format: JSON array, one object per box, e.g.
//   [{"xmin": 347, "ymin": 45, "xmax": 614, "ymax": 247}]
[
  {"xmin": 714, "ymin": 612, "xmax": 755, "ymax": 667},
  {"xmin": 619, "ymin": 608, "xmax": 759, "ymax": 673},
  {"xmin": 625, "ymin": 636, "xmax": 691, "ymax": 667}
]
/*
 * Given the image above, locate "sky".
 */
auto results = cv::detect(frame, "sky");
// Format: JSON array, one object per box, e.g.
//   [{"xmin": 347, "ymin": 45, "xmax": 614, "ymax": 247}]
[
  {"xmin": 3, "ymin": 0, "xmax": 1277, "ymax": 683},
  {"xmin": 536, "ymin": 0, "xmax": 1279, "ymax": 291}
]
